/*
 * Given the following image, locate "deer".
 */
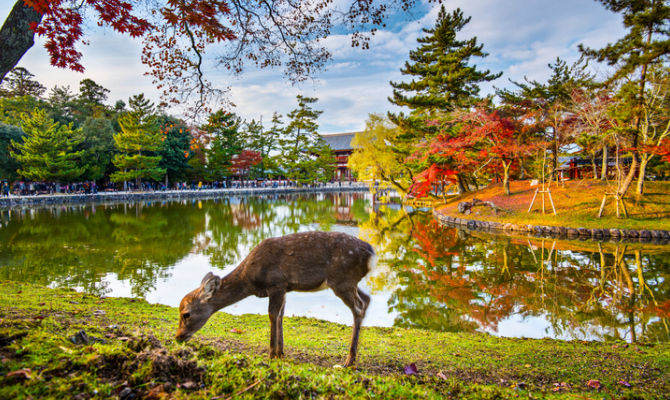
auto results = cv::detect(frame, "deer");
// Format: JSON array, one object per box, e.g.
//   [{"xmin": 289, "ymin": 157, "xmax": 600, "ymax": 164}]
[{"xmin": 175, "ymin": 231, "xmax": 376, "ymax": 367}]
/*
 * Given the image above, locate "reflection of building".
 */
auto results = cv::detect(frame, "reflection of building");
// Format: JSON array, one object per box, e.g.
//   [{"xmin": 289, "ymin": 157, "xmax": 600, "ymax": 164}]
[{"xmin": 320, "ymin": 132, "xmax": 359, "ymax": 181}]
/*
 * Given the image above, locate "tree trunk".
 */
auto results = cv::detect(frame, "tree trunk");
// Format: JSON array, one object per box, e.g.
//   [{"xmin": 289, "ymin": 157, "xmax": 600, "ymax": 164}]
[
  {"xmin": 600, "ymin": 145, "xmax": 608, "ymax": 180},
  {"xmin": 502, "ymin": 163, "xmax": 511, "ymax": 196},
  {"xmin": 591, "ymin": 155, "xmax": 597, "ymax": 179},
  {"xmin": 0, "ymin": 1, "xmax": 43, "ymax": 83},
  {"xmin": 635, "ymin": 155, "xmax": 651, "ymax": 196},
  {"xmin": 617, "ymin": 152, "xmax": 639, "ymax": 198},
  {"xmin": 457, "ymin": 174, "xmax": 468, "ymax": 194}
]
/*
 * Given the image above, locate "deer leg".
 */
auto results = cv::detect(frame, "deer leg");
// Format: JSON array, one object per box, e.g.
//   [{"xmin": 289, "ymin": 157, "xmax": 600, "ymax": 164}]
[
  {"xmin": 268, "ymin": 292, "xmax": 286, "ymax": 359},
  {"xmin": 333, "ymin": 286, "xmax": 370, "ymax": 367}
]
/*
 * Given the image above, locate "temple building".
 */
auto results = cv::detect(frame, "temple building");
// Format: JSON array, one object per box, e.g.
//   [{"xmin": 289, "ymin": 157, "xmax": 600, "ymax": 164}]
[{"xmin": 320, "ymin": 132, "xmax": 359, "ymax": 181}]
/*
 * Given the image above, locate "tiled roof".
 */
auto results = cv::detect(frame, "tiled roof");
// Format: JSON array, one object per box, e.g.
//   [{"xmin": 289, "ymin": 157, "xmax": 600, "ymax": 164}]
[{"xmin": 320, "ymin": 132, "xmax": 358, "ymax": 151}]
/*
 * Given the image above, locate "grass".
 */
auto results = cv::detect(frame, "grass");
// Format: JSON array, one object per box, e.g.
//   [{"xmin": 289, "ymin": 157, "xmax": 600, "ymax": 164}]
[
  {"xmin": 0, "ymin": 281, "xmax": 669, "ymax": 399},
  {"xmin": 436, "ymin": 180, "xmax": 670, "ymax": 231}
]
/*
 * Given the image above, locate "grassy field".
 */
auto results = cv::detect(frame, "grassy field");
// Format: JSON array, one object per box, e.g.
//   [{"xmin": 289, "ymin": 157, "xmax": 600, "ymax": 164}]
[
  {"xmin": 0, "ymin": 281, "xmax": 668, "ymax": 399},
  {"xmin": 436, "ymin": 180, "xmax": 670, "ymax": 231}
]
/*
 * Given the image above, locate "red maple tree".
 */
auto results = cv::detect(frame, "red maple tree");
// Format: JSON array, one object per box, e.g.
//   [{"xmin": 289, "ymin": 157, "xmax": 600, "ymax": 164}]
[{"xmin": 2, "ymin": 0, "xmax": 420, "ymax": 117}]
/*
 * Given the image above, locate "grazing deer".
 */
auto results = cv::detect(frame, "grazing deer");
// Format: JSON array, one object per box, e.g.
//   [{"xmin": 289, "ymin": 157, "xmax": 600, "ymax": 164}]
[{"xmin": 175, "ymin": 231, "xmax": 376, "ymax": 367}]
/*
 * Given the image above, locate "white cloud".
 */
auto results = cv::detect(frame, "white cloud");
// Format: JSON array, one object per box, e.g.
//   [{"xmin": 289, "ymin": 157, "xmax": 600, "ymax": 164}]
[{"xmin": 1, "ymin": 0, "xmax": 626, "ymax": 132}]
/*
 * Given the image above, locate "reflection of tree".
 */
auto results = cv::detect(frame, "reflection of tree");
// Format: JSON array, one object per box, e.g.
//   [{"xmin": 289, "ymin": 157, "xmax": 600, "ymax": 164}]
[
  {"xmin": 361, "ymin": 207, "xmax": 670, "ymax": 342},
  {"xmin": 0, "ymin": 202, "xmax": 204, "ymax": 297},
  {"xmin": 0, "ymin": 193, "xmax": 373, "ymax": 299}
]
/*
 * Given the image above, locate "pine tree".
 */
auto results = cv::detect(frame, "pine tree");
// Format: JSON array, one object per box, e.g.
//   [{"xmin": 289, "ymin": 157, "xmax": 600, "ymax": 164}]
[
  {"xmin": 203, "ymin": 110, "xmax": 242, "ymax": 182},
  {"xmin": 0, "ymin": 67, "xmax": 46, "ymax": 98},
  {"xmin": 387, "ymin": 6, "xmax": 500, "ymax": 191},
  {"xmin": 110, "ymin": 94, "xmax": 165, "ymax": 189},
  {"xmin": 579, "ymin": 0, "xmax": 670, "ymax": 197},
  {"xmin": 278, "ymin": 95, "xmax": 333, "ymax": 184},
  {"xmin": 389, "ymin": 6, "xmax": 500, "ymax": 116},
  {"xmin": 10, "ymin": 108, "xmax": 83, "ymax": 182}
]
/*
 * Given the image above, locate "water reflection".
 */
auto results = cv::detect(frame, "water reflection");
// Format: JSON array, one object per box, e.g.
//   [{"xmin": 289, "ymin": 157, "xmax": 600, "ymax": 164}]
[
  {"xmin": 361, "ymin": 205, "xmax": 670, "ymax": 342},
  {"xmin": 0, "ymin": 193, "xmax": 668, "ymax": 342}
]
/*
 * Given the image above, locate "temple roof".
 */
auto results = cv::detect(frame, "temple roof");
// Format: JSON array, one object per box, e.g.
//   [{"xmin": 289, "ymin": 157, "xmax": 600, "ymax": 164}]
[{"xmin": 320, "ymin": 132, "xmax": 358, "ymax": 151}]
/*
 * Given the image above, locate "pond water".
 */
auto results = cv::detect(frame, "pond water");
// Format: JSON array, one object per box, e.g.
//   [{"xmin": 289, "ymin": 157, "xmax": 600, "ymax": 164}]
[{"xmin": 1, "ymin": 192, "xmax": 668, "ymax": 343}]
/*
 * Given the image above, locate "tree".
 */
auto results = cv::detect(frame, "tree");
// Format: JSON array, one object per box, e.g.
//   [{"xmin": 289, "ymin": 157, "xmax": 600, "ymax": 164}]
[
  {"xmin": 76, "ymin": 117, "xmax": 116, "ymax": 181},
  {"xmin": 497, "ymin": 58, "xmax": 591, "ymax": 182},
  {"xmin": 242, "ymin": 115, "xmax": 280, "ymax": 178},
  {"xmin": 1, "ymin": 0, "xmax": 420, "ymax": 115},
  {"xmin": 47, "ymin": 85, "xmax": 76, "ymax": 125},
  {"xmin": 389, "ymin": 6, "xmax": 500, "ymax": 115},
  {"xmin": 158, "ymin": 116, "xmax": 193, "ymax": 186},
  {"xmin": 203, "ymin": 110, "xmax": 242, "ymax": 182},
  {"xmin": 634, "ymin": 65, "xmax": 670, "ymax": 194},
  {"xmin": 278, "ymin": 95, "xmax": 333, "ymax": 184},
  {"xmin": 230, "ymin": 150, "xmax": 262, "ymax": 181},
  {"xmin": 0, "ymin": 122, "xmax": 23, "ymax": 180},
  {"xmin": 580, "ymin": 0, "xmax": 670, "ymax": 198},
  {"xmin": 0, "ymin": 67, "xmax": 45, "ymax": 97},
  {"xmin": 76, "ymin": 78, "xmax": 110, "ymax": 119},
  {"xmin": 387, "ymin": 6, "xmax": 500, "ymax": 191},
  {"xmin": 110, "ymin": 94, "xmax": 165, "ymax": 188},
  {"xmin": 349, "ymin": 114, "xmax": 413, "ymax": 194},
  {"xmin": 10, "ymin": 108, "xmax": 83, "ymax": 182}
]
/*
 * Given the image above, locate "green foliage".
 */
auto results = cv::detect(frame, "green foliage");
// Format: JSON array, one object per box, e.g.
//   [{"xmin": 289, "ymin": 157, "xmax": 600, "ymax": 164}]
[
  {"xmin": 110, "ymin": 94, "xmax": 165, "ymax": 185},
  {"xmin": 0, "ymin": 67, "xmax": 46, "ymax": 98},
  {"xmin": 0, "ymin": 122, "xmax": 23, "ymax": 180},
  {"xmin": 389, "ymin": 6, "xmax": 500, "ymax": 115},
  {"xmin": 203, "ymin": 110, "xmax": 242, "ymax": 181},
  {"xmin": 157, "ymin": 116, "xmax": 193, "ymax": 184},
  {"xmin": 76, "ymin": 117, "xmax": 116, "ymax": 181},
  {"xmin": 0, "ymin": 95, "xmax": 47, "ymax": 125},
  {"xmin": 10, "ymin": 108, "xmax": 84, "ymax": 182},
  {"xmin": 277, "ymin": 95, "xmax": 334, "ymax": 184}
]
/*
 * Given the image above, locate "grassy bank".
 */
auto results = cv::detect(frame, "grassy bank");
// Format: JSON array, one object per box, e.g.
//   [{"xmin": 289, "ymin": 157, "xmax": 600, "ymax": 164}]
[
  {"xmin": 436, "ymin": 180, "xmax": 670, "ymax": 231},
  {"xmin": 1, "ymin": 281, "xmax": 668, "ymax": 399}
]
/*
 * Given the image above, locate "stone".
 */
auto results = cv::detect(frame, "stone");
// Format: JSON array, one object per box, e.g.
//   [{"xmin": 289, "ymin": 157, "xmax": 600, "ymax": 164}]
[
  {"xmin": 577, "ymin": 228, "xmax": 590, "ymax": 236},
  {"xmin": 591, "ymin": 229, "xmax": 603, "ymax": 238},
  {"xmin": 609, "ymin": 228, "xmax": 621, "ymax": 237},
  {"xmin": 639, "ymin": 230, "xmax": 651, "ymax": 238}
]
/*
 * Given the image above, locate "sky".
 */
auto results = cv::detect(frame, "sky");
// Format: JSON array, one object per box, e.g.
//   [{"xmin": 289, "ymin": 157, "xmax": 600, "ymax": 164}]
[{"xmin": 0, "ymin": 0, "xmax": 626, "ymax": 134}]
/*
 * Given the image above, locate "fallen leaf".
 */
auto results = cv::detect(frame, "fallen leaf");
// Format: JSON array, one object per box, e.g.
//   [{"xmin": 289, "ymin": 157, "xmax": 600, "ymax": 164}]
[
  {"xmin": 436, "ymin": 371, "xmax": 447, "ymax": 380},
  {"xmin": 524, "ymin": 364, "xmax": 531, "ymax": 368},
  {"xmin": 403, "ymin": 363, "xmax": 418, "ymax": 375},
  {"xmin": 6, "ymin": 368, "xmax": 31, "ymax": 380},
  {"xmin": 587, "ymin": 379, "xmax": 601, "ymax": 390},
  {"xmin": 230, "ymin": 328, "xmax": 244, "ymax": 334},
  {"xmin": 58, "ymin": 345, "xmax": 73, "ymax": 354},
  {"xmin": 178, "ymin": 381, "xmax": 198, "ymax": 390},
  {"xmin": 618, "ymin": 380, "xmax": 632, "ymax": 388}
]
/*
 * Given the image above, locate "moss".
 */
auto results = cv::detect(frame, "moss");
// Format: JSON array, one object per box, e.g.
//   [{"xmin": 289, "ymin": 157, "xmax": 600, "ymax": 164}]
[{"xmin": 0, "ymin": 281, "xmax": 668, "ymax": 399}]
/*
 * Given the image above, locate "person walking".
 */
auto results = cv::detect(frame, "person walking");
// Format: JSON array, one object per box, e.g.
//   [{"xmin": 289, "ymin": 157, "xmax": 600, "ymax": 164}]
[{"xmin": 2, "ymin": 181, "xmax": 9, "ymax": 197}]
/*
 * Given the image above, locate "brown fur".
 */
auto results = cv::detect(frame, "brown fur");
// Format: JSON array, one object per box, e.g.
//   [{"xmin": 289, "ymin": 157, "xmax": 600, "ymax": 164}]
[{"xmin": 176, "ymin": 231, "xmax": 375, "ymax": 367}]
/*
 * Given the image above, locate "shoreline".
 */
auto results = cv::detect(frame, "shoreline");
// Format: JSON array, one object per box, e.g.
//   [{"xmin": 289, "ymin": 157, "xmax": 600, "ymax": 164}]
[
  {"xmin": 0, "ymin": 184, "xmax": 369, "ymax": 209},
  {"xmin": 433, "ymin": 208, "xmax": 670, "ymax": 245}
]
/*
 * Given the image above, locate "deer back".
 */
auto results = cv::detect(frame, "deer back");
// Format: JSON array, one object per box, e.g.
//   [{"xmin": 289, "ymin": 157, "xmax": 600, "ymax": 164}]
[{"xmin": 237, "ymin": 231, "xmax": 375, "ymax": 296}]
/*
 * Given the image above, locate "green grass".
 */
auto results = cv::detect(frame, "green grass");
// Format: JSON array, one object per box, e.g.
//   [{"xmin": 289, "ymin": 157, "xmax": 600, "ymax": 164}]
[{"xmin": 0, "ymin": 281, "xmax": 668, "ymax": 399}]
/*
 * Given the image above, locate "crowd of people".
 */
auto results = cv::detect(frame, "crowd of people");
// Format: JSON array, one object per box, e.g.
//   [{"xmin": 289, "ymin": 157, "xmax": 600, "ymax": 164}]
[{"xmin": 0, "ymin": 179, "xmax": 359, "ymax": 197}]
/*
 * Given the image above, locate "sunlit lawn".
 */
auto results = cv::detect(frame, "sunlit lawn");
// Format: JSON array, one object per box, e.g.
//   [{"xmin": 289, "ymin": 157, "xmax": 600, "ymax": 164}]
[{"xmin": 437, "ymin": 180, "xmax": 670, "ymax": 231}]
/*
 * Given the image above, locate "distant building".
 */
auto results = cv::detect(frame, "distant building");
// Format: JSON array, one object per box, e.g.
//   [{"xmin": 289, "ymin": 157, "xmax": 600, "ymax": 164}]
[{"xmin": 320, "ymin": 132, "xmax": 359, "ymax": 181}]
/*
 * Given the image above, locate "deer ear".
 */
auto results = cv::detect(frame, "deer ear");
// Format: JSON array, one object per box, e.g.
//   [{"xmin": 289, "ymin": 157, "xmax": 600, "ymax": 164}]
[{"xmin": 200, "ymin": 273, "xmax": 220, "ymax": 300}]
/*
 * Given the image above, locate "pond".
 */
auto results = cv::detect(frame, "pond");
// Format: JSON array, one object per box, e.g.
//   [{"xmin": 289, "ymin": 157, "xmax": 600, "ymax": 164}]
[{"xmin": 0, "ymin": 192, "xmax": 668, "ymax": 343}]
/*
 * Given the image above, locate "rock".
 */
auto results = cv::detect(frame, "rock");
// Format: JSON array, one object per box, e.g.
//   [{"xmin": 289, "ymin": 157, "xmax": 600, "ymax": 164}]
[
  {"xmin": 591, "ymin": 229, "xmax": 603, "ymax": 238},
  {"xmin": 119, "ymin": 387, "xmax": 135, "ymax": 400},
  {"xmin": 577, "ymin": 228, "xmax": 590, "ymax": 236},
  {"xmin": 609, "ymin": 228, "xmax": 621, "ymax": 237},
  {"xmin": 639, "ymin": 230, "xmax": 651, "ymax": 238},
  {"xmin": 567, "ymin": 228, "xmax": 579, "ymax": 236},
  {"xmin": 650, "ymin": 230, "xmax": 661, "ymax": 239},
  {"xmin": 69, "ymin": 330, "xmax": 107, "ymax": 345}
]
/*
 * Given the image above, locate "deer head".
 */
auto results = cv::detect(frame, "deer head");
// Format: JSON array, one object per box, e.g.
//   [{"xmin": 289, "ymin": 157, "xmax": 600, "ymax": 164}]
[{"xmin": 175, "ymin": 272, "xmax": 220, "ymax": 342}]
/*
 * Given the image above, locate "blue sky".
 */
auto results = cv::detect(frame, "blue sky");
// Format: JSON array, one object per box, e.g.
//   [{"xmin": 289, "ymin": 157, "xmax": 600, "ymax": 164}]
[{"xmin": 1, "ymin": 1, "xmax": 625, "ymax": 133}]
